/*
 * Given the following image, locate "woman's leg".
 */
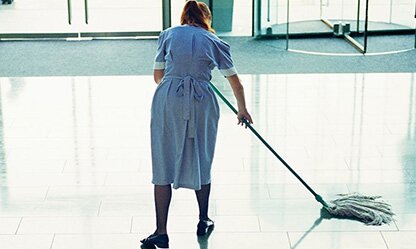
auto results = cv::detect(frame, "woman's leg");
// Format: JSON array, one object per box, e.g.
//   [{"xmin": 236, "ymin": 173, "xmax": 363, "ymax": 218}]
[
  {"xmin": 154, "ymin": 184, "xmax": 172, "ymax": 234},
  {"xmin": 195, "ymin": 183, "xmax": 211, "ymax": 220}
]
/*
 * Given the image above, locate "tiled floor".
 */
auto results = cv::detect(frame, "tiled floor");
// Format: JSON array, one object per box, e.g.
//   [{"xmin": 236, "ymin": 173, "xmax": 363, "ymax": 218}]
[{"xmin": 0, "ymin": 73, "xmax": 415, "ymax": 249}]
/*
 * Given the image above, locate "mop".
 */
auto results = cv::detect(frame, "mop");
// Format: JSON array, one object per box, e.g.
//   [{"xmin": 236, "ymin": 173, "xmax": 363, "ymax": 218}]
[{"xmin": 209, "ymin": 82, "xmax": 394, "ymax": 226}]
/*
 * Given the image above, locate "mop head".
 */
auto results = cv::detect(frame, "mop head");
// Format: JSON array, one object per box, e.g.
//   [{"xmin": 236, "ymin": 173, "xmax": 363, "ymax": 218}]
[{"xmin": 326, "ymin": 193, "xmax": 394, "ymax": 226}]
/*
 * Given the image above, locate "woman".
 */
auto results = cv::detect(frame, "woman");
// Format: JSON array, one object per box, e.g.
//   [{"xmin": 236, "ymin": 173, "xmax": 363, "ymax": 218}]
[{"xmin": 141, "ymin": 1, "xmax": 253, "ymax": 248}]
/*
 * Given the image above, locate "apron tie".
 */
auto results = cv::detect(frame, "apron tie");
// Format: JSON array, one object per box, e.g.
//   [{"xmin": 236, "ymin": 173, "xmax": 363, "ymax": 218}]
[{"xmin": 175, "ymin": 76, "xmax": 204, "ymax": 138}]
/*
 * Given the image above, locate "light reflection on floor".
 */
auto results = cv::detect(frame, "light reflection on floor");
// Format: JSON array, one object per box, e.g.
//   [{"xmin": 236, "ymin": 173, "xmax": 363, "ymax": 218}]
[{"xmin": 0, "ymin": 73, "xmax": 415, "ymax": 249}]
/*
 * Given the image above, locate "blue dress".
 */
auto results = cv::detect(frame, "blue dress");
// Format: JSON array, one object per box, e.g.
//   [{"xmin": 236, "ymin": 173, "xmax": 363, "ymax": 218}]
[{"xmin": 151, "ymin": 25, "xmax": 237, "ymax": 190}]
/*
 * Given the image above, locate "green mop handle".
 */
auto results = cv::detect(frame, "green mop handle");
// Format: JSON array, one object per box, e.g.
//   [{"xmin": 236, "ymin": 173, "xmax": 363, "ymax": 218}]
[{"xmin": 209, "ymin": 82, "xmax": 330, "ymax": 209}]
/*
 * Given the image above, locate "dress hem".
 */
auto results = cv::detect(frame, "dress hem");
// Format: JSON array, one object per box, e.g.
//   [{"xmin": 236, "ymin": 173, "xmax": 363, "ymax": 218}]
[{"xmin": 151, "ymin": 180, "xmax": 212, "ymax": 191}]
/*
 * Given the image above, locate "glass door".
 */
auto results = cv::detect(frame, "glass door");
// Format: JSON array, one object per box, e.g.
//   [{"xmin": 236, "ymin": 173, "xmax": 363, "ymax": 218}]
[
  {"xmin": 0, "ymin": 0, "xmax": 164, "ymax": 39},
  {"xmin": 355, "ymin": 0, "xmax": 416, "ymax": 53},
  {"xmin": 81, "ymin": 0, "xmax": 162, "ymax": 35},
  {"xmin": 255, "ymin": 0, "xmax": 416, "ymax": 53},
  {"xmin": 255, "ymin": 0, "xmax": 335, "ymax": 37},
  {"xmin": 0, "ymin": 0, "xmax": 76, "ymax": 37},
  {"xmin": 253, "ymin": 0, "xmax": 289, "ymax": 37}
]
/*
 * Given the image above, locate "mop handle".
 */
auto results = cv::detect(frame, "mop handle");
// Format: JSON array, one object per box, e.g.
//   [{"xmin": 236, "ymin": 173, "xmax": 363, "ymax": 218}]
[{"xmin": 209, "ymin": 82, "xmax": 330, "ymax": 208}]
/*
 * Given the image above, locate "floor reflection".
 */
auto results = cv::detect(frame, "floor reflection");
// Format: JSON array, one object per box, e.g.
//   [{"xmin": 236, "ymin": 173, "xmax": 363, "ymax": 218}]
[
  {"xmin": 196, "ymin": 226, "xmax": 214, "ymax": 249},
  {"xmin": 0, "ymin": 81, "xmax": 8, "ymax": 207},
  {"xmin": 291, "ymin": 208, "xmax": 331, "ymax": 249},
  {"xmin": 0, "ymin": 73, "xmax": 415, "ymax": 249},
  {"xmin": 402, "ymin": 73, "xmax": 416, "ymax": 218}
]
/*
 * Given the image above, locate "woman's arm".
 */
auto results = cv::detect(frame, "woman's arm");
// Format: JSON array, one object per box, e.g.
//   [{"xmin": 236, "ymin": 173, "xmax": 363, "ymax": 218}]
[
  {"xmin": 153, "ymin": 69, "xmax": 164, "ymax": 84},
  {"xmin": 226, "ymin": 74, "xmax": 253, "ymax": 127}
]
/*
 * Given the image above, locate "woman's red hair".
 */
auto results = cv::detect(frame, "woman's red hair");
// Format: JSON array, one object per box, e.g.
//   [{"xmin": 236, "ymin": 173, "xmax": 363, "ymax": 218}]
[{"xmin": 180, "ymin": 0, "xmax": 215, "ymax": 33}]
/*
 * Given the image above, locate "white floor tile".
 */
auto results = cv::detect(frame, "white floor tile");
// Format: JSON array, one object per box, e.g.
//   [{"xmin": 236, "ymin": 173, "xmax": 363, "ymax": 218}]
[
  {"xmin": 0, "ymin": 186, "xmax": 49, "ymax": 202},
  {"xmin": 132, "ymin": 215, "xmax": 260, "ymax": 233},
  {"xmin": 46, "ymin": 185, "xmax": 152, "ymax": 201},
  {"xmin": 52, "ymin": 234, "xmax": 138, "ymax": 249},
  {"xmin": 0, "ymin": 235, "xmax": 53, "ymax": 249},
  {"xmin": 17, "ymin": 217, "xmax": 132, "ymax": 234},
  {"xmin": 174, "ymin": 232, "xmax": 291, "ymax": 249},
  {"xmin": 216, "ymin": 199, "xmax": 321, "ymax": 215},
  {"xmin": 288, "ymin": 231, "xmax": 388, "ymax": 249},
  {"xmin": 0, "ymin": 218, "xmax": 21, "ymax": 234},
  {"xmin": 259, "ymin": 213, "xmax": 397, "ymax": 232},
  {"xmin": 211, "ymin": 184, "xmax": 271, "ymax": 200},
  {"xmin": 0, "ymin": 200, "xmax": 101, "ymax": 217},
  {"xmin": 393, "ymin": 214, "xmax": 416, "ymax": 231},
  {"xmin": 382, "ymin": 231, "xmax": 416, "ymax": 249}
]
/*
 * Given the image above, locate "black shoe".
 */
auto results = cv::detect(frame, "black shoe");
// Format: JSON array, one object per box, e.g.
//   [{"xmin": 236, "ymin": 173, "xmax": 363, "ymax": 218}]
[
  {"xmin": 197, "ymin": 219, "xmax": 214, "ymax": 236},
  {"xmin": 140, "ymin": 233, "xmax": 169, "ymax": 249}
]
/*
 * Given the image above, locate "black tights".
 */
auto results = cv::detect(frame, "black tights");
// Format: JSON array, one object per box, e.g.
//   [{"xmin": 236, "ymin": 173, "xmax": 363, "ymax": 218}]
[
  {"xmin": 154, "ymin": 183, "xmax": 211, "ymax": 234},
  {"xmin": 195, "ymin": 184, "xmax": 211, "ymax": 221},
  {"xmin": 154, "ymin": 185, "xmax": 172, "ymax": 235}
]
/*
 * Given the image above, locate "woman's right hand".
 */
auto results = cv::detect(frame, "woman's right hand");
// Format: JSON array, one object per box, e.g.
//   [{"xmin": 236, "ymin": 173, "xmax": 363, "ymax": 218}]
[
  {"xmin": 226, "ymin": 74, "xmax": 253, "ymax": 128},
  {"xmin": 237, "ymin": 108, "xmax": 253, "ymax": 128}
]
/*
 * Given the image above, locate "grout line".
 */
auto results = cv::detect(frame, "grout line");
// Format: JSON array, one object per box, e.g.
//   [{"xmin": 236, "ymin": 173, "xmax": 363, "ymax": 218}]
[
  {"xmin": 130, "ymin": 216, "xmax": 134, "ymax": 233},
  {"xmin": 14, "ymin": 217, "xmax": 23, "ymax": 235},
  {"xmin": 44, "ymin": 186, "xmax": 50, "ymax": 201},
  {"xmin": 49, "ymin": 234, "xmax": 56, "ymax": 249},
  {"xmin": 61, "ymin": 159, "xmax": 68, "ymax": 173},
  {"xmin": 266, "ymin": 184, "xmax": 272, "ymax": 199},
  {"xmin": 380, "ymin": 231, "xmax": 390, "ymax": 249},
  {"xmin": 286, "ymin": 231, "xmax": 293, "ymax": 249},
  {"xmin": 393, "ymin": 218, "xmax": 400, "ymax": 231},
  {"xmin": 97, "ymin": 200, "xmax": 102, "ymax": 216},
  {"xmin": 256, "ymin": 215, "xmax": 262, "ymax": 232},
  {"xmin": 345, "ymin": 183, "xmax": 352, "ymax": 193},
  {"xmin": 343, "ymin": 158, "xmax": 351, "ymax": 170},
  {"xmin": 375, "ymin": 145, "xmax": 384, "ymax": 158},
  {"xmin": 330, "ymin": 134, "xmax": 337, "ymax": 146},
  {"xmin": 384, "ymin": 124, "xmax": 393, "ymax": 135}
]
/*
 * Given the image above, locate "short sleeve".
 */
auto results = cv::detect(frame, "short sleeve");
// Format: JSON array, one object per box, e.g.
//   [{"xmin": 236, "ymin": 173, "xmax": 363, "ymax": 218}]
[
  {"xmin": 153, "ymin": 31, "xmax": 166, "ymax": 70},
  {"xmin": 214, "ymin": 39, "xmax": 238, "ymax": 77}
]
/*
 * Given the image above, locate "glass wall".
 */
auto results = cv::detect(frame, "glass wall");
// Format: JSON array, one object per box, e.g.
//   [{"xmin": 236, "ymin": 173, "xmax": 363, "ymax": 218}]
[
  {"xmin": 0, "ymin": 0, "xmax": 252, "ymax": 38},
  {"xmin": 322, "ymin": 0, "xmax": 415, "ymax": 33},
  {"xmin": 0, "ymin": 0, "xmax": 163, "ymax": 37},
  {"xmin": 255, "ymin": 0, "xmax": 416, "ymax": 54},
  {"xmin": 0, "ymin": 0, "xmax": 414, "ymax": 50},
  {"xmin": 255, "ymin": 0, "xmax": 329, "ymax": 36},
  {"xmin": 368, "ymin": 0, "xmax": 414, "ymax": 29},
  {"xmin": 0, "ymin": 0, "xmax": 71, "ymax": 34},
  {"xmin": 254, "ymin": 0, "xmax": 288, "ymax": 36},
  {"xmin": 359, "ymin": 0, "xmax": 415, "ymax": 53},
  {"xmin": 84, "ymin": 0, "xmax": 162, "ymax": 33},
  {"xmin": 290, "ymin": 0, "xmax": 326, "ymax": 34}
]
